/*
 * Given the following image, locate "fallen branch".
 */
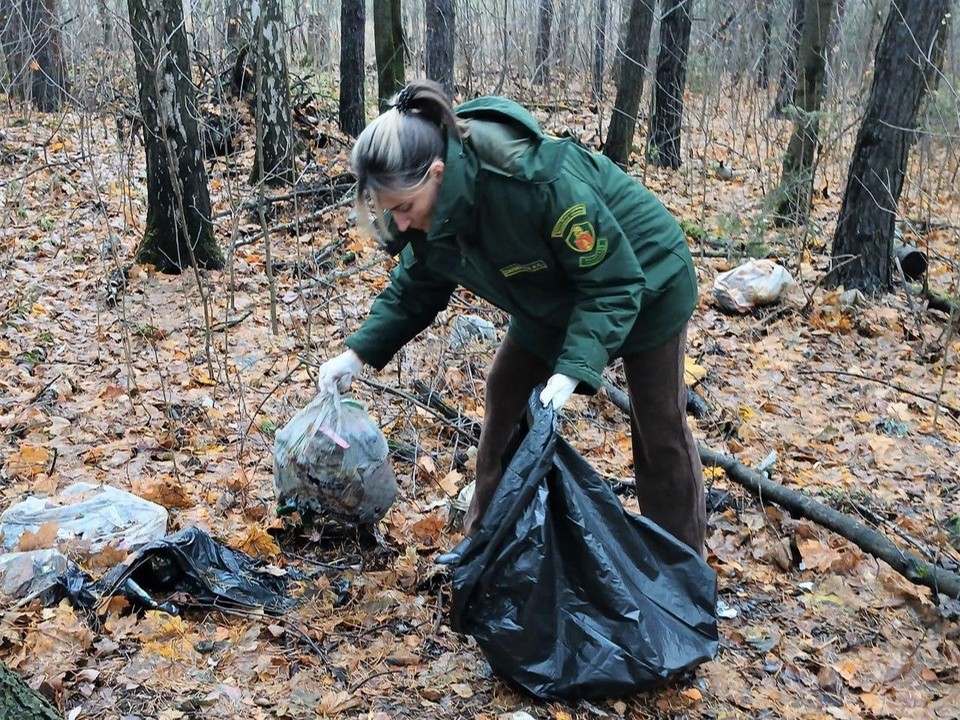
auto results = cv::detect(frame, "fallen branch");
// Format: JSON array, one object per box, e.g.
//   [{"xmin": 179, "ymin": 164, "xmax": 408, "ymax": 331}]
[
  {"xmin": 212, "ymin": 179, "xmax": 354, "ymax": 220},
  {"xmin": 602, "ymin": 382, "xmax": 960, "ymax": 600}
]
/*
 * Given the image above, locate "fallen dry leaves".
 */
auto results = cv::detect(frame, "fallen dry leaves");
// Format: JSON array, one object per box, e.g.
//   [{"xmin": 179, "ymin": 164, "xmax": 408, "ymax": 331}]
[{"xmin": 1, "ymin": 79, "xmax": 959, "ymax": 720}]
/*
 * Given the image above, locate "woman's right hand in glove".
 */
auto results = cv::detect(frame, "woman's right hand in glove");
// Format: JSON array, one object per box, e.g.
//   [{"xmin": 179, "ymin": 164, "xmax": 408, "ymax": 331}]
[{"xmin": 317, "ymin": 349, "xmax": 364, "ymax": 392}]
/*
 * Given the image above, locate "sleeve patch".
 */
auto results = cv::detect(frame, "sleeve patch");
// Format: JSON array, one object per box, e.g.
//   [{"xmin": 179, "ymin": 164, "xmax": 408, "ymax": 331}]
[
  {"xmin": 578, "ymin": 237, "xmax": 608, "ymax": 267},
  {"xmin": 551, "ymin": 204, "xmax": 598, "ymax": 254},
  {"xmin": 551, "ymin": 204, "xmax": 587, "ymax": 237}
]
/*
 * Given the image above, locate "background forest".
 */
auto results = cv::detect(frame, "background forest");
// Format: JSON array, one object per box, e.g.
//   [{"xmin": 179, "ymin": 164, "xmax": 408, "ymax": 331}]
[{"xmin": 1, "ymin": 0, "xmax": 959, "ymax": 719}]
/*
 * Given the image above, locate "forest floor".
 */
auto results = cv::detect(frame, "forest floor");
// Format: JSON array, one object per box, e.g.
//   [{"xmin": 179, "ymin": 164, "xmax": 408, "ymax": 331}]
[{"xmin": 1, "ymin": 80, "xmax": 959, "ymax": 720}]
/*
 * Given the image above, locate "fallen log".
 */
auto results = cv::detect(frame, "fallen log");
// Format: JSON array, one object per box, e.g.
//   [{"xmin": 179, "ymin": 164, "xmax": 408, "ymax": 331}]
[{"xmin": 602, "ymin": 382, "xmax": 960, "ymax": 600}]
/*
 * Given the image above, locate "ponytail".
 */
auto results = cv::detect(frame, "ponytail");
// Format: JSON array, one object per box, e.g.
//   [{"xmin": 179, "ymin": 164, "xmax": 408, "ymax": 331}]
[{"xmin": 351, "ymin": 79, "xmax": 465, "ymax": 237}]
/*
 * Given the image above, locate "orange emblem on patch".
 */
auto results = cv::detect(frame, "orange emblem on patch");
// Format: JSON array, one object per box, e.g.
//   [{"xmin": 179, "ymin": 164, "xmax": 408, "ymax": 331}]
[{"xmin": 574, "ymin": 229, "xmax": 595, "ymax": 252}]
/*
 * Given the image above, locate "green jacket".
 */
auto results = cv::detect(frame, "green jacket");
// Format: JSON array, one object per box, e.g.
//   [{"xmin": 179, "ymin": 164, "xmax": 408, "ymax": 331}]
[{"xmin": 346, "ymin": 97, "xmax": 697, "ymax": 392}]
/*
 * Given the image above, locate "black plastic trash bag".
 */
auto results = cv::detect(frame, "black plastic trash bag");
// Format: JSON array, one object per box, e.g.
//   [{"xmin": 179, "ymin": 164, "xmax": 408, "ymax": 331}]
[
  {"xmin": 99, "ymin": 527, "xmax": 297, "ymax": 615},
  {"xmin": 446, "ymin": 393, "xmax": 719, "ymax": 700}
]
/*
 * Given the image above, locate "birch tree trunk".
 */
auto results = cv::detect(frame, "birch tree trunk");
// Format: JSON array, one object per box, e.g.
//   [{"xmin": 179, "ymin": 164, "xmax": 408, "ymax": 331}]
[
  {"xmin": 249, "ymin": 0, "xmax": 294, "ymax": 185},
  {"xmin": 127, "ymin": 0, "xmax": 223, "ymax": 273}
]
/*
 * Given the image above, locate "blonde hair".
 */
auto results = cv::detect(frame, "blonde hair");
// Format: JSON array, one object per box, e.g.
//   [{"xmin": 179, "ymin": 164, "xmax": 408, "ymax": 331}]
[{"xmin": 351, "ymin": 79, "xmax": 465, "ymax": 240}]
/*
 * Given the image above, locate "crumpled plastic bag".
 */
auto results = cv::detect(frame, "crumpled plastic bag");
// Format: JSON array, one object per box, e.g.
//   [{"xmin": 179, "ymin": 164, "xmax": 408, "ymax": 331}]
[
  {"xmin": 0, "ymin": 482, "xmax": 168, "ymax": 553},
  {"xmin": 713, "ymin": 258, "xmax": 793, "ymax": 313},
  {"xmin": 98, "ymin": 526, "xmax": 297, "ymax": 615},
  {"xmin": 0, "ymin": 549, "xmax": 69, "ymax": 600},
  {"xmin": 273, "ymin": 387, "xmax": 397, "ymax": 525},
  {"xmin": 443, "ymin": 393, "xmax": 718, "ymax": 700}
]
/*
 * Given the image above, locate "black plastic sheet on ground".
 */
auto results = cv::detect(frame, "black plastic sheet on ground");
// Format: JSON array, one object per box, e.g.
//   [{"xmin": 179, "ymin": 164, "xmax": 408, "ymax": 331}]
[
  {"xmin": 445, "ymin": 393, "xmax": 719, "ymax": 700},
  {"xmin": 99, "ymin": 527, "xmax": 297, "ymax": 615}
]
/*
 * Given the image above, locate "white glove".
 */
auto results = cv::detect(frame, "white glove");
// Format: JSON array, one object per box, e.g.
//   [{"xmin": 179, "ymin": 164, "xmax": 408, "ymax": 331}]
[
  {"xmin": 539, "ymin": 373, "xmax": 578, "ymax": 411},
  {"xmin": 317, "ymin": 349, "xmax": 364, "ymax": 392}
]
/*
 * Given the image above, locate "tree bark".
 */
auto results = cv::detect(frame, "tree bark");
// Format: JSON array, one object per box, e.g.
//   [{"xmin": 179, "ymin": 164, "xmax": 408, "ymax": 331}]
[
  {"xmin": 249, "ymin": 0, "xmax": 295, "ymax": 185},
  {"xmin": 647, "ymin": 0, "xmax": 694, "ymax": 169},
  {"xmin": 127, "ymin": 0, "xmax": 223, "ymax": 273},
  {"xmin": 374, "ymin": 0, "xmax": 405, "ymax": 111},
  {"xmin": 339, "ymin": 0, "xmax": 366, "ymax": 137},
  {"xmin": 225, "ymin": 0, "xmax": 249, "ymax": 50},
  {"xmin": 0, "ymin": 0, "xmax": 29, "ymax": 99},
  {"xmin": 0, "ymin": 661, "xmax": 62, "ymax": 720},
  {"xmin": 533, "ymin": 0, "xmax": 554, "ymax": 85},
  {"xmin": 425, "ymin": 0, "xmax": 455, "ymax": 97},
  {"xmin": 602, "ymin": 0, "xmax": 655, "ymax": 169},
  {"xmin": 592, "ymin": 0, "xmax": 608, "ymax": 99},
  {"xmin": 830, "ymin": 0, "xmax": 950, "ymax": 293},
  {"xmin": 773, "ymin": 0, "xmax": 804, "ymax": 116},
  {"xmin": 769, "ymin": 0, "xmax": 834, "ymax": 226},
  {"xmin": 0, "ymin": 0, "xmax": 68, "ymax": 110},
  {"xmin": 756, "ymin": 0, "xmax": 771, "ymax": 89}
]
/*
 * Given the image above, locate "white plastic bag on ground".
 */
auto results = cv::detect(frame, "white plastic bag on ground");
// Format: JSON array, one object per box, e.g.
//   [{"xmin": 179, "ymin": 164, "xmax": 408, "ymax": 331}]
[
  {"xmin": 0, "ymin": 482, "xmax": 168, "ymax": 553},
  {"xmin": 0, "ymin": 549, "xmax": 68, "ymax": 599},
  {"xmin": 713, "ymin": 259, "xmax": 794, "ymax": 313},
  {"xmin": 273, "ymin": 388, "xmax": 398, "ymax": 525}
]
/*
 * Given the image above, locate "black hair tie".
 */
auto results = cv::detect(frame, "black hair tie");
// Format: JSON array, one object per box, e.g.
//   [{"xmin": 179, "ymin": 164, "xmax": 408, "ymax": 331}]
[{"xmin": 394, "ymin": 86, "xmax": 414, "ymax": 114}]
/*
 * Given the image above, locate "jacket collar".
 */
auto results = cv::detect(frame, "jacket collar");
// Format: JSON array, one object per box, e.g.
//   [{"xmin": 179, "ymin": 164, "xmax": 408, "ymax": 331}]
[{"xmin": 426, "ymin": 131, "xmax": 478, "ymax": 243}]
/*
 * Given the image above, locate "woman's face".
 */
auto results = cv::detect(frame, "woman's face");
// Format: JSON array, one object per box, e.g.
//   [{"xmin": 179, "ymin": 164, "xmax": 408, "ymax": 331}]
[{"xmin": 377, "ymin": 160, "xmax": 445, "ymax": 233}]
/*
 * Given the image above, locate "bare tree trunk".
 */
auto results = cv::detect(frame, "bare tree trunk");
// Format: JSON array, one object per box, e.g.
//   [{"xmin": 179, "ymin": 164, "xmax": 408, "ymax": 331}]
[
  {"xmin": 602, "ymin": 0, "xmax": 655, "ymax": 168},
  {"xmin": 592, "ymin": 0, "xmax": 608, "ymax": 99},
  {"xmin": 0, "ymin": 0, "xmax": 68, "ymax": 110},
  {"xmin": 226, "ymin": 0, "xmax": 248, "ymax": 48},
  {"xmin": 647, "ymin": 0, "xmax": 693, "ymax": 168},
  {"xmin": 426, "ymin": 0, "xmax": 455, "ymax": 97},
  {"xmin": 769, "ymin": 0, "xmax": 835, "ymax": 226},
  {"xmin": 374, "ymin": 0, "xmax": 405, "ymax": 110},
  {"xmin": 533, "ymin": 0, "xmax": 554, "ymax": 85},
  {"xmin": 339, "ymin": 0, "xmax": 365, "ymax": 136},
  {"xmin": 830, "ymin": 0, "xmax": 950, "ymax": 294},
  {"xmin": 0, "ymin": 660, "xmax": 62, "ymax": 719},
  {"xmin": 0, "ymin": 0, "xmax": 30, "ymax": 99},
  {"xmin": 127, "ymin": 0, "xmax": 222, "ymax": 273},
  {"xmin": 249, "ymin": 0, "xmax": 294, "ymax": 185},
  {"xmin": 94, "ymin": 0, "xmax": 114, "ymax": 47},
  {"xmin": 756, "ymin": 0, "xmax": 771, "ymax": 89},
  {"xmin": 773, "ymin": 0, "xmax": 804, "ymax": 116}
]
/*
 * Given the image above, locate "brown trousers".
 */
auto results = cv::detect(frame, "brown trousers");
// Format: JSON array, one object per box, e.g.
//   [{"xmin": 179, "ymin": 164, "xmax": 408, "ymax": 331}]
[{"xmin": 463, "ymin": 326, "xmax": 706, "ymax": 553}]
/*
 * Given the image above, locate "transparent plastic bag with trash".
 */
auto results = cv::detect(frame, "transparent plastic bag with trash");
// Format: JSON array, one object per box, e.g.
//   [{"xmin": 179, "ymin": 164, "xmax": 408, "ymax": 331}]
[
  {"xmin": 273, "ymin": 387, "xmax": 398, "ymax": 525},
  {"xmin": 0, "ymin": 482, "xmax": 168, "ymax": 553},
  {"xmin": 712, "ymin": 258, "xmax": 793, "ymax": 313}
]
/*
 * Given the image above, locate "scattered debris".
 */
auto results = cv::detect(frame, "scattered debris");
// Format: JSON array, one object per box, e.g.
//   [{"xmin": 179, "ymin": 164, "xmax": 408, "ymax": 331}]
[
  {"xmin": 1, "ymin": 482, "xmax": 168, "ymax": 554},
  {"xmin": 713, "ymin": 258, "xmax": 793, "ymax": 313}
]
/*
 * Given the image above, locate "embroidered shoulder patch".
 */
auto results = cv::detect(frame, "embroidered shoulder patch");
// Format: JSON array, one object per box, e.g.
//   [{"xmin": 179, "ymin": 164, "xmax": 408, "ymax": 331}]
[
  {"xmin": 551, "ymin": 204, "xmax": 606, "ymax": 262},
  {"xmin": 551, "ymin": 204, "xmax": 592, "ymax": 253}
]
